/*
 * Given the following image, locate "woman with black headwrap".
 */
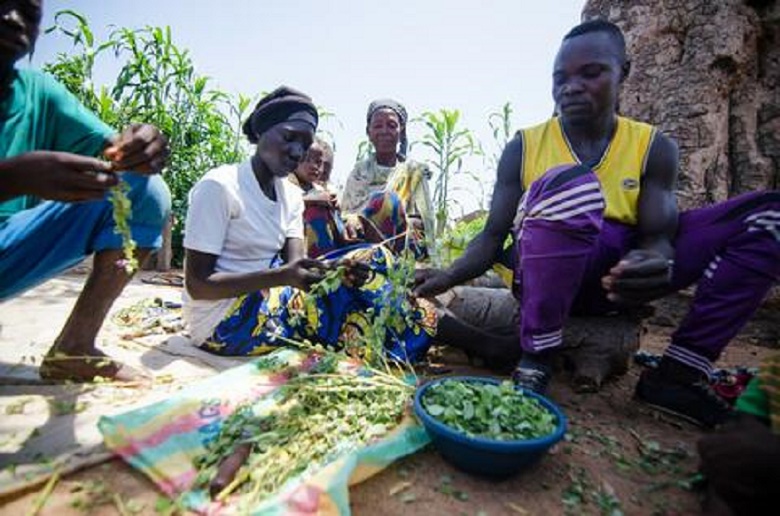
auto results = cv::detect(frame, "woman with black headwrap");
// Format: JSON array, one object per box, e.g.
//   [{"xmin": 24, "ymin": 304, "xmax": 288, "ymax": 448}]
[
  {"xmin": 182, "ymin": 87, "xmax": 436, "ymax": 359},
  {"xmin": 338, "ymin": 99, "xmax": 434, "ymax": 257}
]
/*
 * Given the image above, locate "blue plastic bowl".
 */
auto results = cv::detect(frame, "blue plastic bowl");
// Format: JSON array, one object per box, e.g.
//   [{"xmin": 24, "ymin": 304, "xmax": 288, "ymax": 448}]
[{"xmin": 413, "ymin": 376, "xmax": 567, "ymax": 478}]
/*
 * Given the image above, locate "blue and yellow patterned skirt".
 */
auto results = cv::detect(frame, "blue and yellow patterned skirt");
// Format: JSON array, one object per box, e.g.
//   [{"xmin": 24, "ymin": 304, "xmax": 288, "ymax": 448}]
[{"xmin": 199, "ymin": 245, "xmax": 437, "ymax": 362}]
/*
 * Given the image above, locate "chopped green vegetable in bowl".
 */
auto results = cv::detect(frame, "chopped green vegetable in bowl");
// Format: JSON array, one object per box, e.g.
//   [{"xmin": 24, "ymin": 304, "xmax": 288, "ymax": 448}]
[
  {"xmin": 413, "ymin": 376, "xmax": 567, "ymax": 477},
  {"xmin": 422, "ymin": 379, "xmax": 557, "ymax": 440}
]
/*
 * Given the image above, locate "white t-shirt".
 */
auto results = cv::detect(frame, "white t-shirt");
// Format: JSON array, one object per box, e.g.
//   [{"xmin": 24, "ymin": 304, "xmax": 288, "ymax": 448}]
[{"xmin": 182, "ymin": 160, "xmax": 304, "ymax": 345}]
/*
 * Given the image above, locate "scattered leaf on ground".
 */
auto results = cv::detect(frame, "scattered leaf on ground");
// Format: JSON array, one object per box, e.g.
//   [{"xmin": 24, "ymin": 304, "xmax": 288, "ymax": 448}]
[
  {"xmin": 389, "ymin": 481, "xmax": 412, "ymax": 497},
  {"xmin": 50, "ymin": 399, "xmax": 88, "ymax": 416},
  {"xmin": 401, "ymin": 492, "xmax": 417, "ymax": 503},
  {"xmin": 506, "ymin": 502, "xmax": 531, "ymax": 515},
  {"xmin": 4, "ymin": 398, "xmax": 32, "ymax": 415}
]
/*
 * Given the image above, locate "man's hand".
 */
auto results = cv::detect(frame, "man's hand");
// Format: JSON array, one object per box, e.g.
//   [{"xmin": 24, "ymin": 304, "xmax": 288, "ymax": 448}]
[
  {"xmin": 105, "ymin": 123, "xmax": 169, "ymax": 174},
  {"xmin": 601, "ymin": 249, "xmax": 673, "ymax": 304},
  {"xmin": 281, "ymin": 258, "xmax": 328, "ymax": 291},
  {"xmin": 1, "ymin": 151, "xmax": 117, "ymax": 202},
  {"xmin": 413, "ymin": 268, "xmax": 453, "ymax": 298}
]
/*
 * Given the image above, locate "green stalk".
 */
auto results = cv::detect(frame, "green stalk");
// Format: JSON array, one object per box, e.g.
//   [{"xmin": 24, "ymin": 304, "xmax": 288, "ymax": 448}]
[{"xmin": 109, "ymin": 179, "xmax": 138, "ymax": 274}]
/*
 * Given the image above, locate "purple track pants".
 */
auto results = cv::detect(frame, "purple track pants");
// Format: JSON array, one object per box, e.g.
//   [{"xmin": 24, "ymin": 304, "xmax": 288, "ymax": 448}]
[{"xmin": 513, "ymin": 164, "xmax": 780, "ymax": 377}]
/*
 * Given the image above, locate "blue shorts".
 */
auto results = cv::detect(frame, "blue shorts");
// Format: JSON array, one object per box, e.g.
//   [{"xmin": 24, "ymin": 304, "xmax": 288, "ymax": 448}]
[{"xmin": 0, "ymin": 173, "xmax": 171, "ymax": 300}]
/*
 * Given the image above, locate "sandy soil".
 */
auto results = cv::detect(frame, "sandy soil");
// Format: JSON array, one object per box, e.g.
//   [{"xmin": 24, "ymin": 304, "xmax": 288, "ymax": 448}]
[{"xmin": 0, "ymin": 271, "xmax": 777, "ymax": 516}]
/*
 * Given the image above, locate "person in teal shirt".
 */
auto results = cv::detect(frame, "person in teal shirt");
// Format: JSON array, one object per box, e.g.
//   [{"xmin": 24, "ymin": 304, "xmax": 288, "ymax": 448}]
[{"xmin": 0, "ymin": 0, "xmax": 171, "ymax": 382}]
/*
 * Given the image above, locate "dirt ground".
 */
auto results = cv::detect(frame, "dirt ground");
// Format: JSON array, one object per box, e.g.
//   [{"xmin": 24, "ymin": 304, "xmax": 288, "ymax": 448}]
[{"xmin": 1, "ymin": 273, "xmax": 777, "ymax": 516}]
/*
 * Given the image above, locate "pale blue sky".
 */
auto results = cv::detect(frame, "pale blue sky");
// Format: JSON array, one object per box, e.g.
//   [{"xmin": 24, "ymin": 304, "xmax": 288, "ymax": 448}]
[{"xmin": 29, "ymin": 0, "xmax": 585, "ymax": 213}]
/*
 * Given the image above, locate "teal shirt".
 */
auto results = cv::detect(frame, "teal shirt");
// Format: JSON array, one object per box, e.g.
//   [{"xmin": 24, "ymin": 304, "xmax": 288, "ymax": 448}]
[{"xmin": 0, "ymin": 69, "xmax": 114, "ymax": 222}]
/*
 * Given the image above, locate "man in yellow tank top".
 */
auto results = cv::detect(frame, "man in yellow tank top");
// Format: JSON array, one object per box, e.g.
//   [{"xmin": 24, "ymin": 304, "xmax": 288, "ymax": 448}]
[{"xmin": 415, "ymin": 20, "xmax": 780, "ymax": 428}]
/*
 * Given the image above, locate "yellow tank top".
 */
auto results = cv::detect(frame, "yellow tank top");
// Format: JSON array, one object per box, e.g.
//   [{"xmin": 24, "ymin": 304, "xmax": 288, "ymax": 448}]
[{"xmin": 520, "ymin": 116, "xmax": 656, "ymax": 225}]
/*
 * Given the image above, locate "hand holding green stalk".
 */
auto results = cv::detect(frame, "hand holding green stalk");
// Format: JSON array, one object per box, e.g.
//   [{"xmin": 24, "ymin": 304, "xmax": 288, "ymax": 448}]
[
  {"xmin": 104, "ymin": 123, "xmax": 169, "ymax": 175},
  {"xmin": 320, "ymin": 258, "xmax": 371, "ymax": 289},
  {"xmin": 102, "ymin": 123, "xmax": 170, "ymax": 274}
]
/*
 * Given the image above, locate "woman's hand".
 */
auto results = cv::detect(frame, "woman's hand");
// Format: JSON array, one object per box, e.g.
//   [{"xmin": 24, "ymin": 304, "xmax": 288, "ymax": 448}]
[
  {"xmin": 407, "ymin": 214, "xmax": 425, "ymax": 237},
  {"xmin": 303, "ymin": 191, "xmax": 339, "ymax": 208},
  {"xmin": 343, "ymin": 215, "xmax": 364, "ymax": 240},
  {"xmin": 105, "ymin": 123, "xmax": 169, "ymax": 174},
  {"xmin": 281, "ymin": 258, "xmax": 328, "ymax": 291},
  {"xmin": 328, "ymin": 192, "xmax": 340, "ymax": 210},
  {"xmin": 283, "ymin": 257, "xmax": 370, "ymax": 291},
  {"xmin": 337, "ymin": 258, "xmax": 370, "ymax": 288}
]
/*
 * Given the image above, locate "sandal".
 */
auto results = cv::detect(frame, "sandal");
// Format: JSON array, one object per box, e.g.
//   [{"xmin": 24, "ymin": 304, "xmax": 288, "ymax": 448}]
[
  {"xmin": 141, "ymin": 272, "xmax": 184, "ymax": 287},
  {"xmin": 39, "ymin": 352, "xmax": 149, "ymax": 383}
]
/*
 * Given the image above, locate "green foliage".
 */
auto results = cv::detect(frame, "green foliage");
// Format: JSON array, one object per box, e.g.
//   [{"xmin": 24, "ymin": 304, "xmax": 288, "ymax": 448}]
[
  {"xmin": 41, "ymin": 11, "xmax": 521, "ymax": 257},
  {"xmin": 486, "ymin": 102, "xmax": 515, "ymax": 171},
  {"xmin": 436, "ymin": 212, "xmax": 513, "ymax": 267},
  {"xmin": 437, "ymin": 212, "xmax": 488, "ymax": 266},
  {"xmin": 359, "ymin": 250, "xmax": 417, "ymax": 372},
  {"xmin": 42, "ymin": 10, "xmax": 250, "ymax": 264},
  {"xmin": 287, "ymin": 251, "xmax": 418, "ymax": 378},
  {"xmin": 416, "ymin": 109, "xmax": 480, "ymax": 237},
  {"xmin": 422, "ymin": 379, "xmax": 557, "ymax": 440},
  {"xmin": 108, "ymin": 179, "xmax": 137, "ymax": 273},
  {"xmin": 354, "ymin": 138, "xmax": 372, "ymax": 162},
  {"xmin": 313, "ymin": 107, "xmax": 341, "ymax": 154}
]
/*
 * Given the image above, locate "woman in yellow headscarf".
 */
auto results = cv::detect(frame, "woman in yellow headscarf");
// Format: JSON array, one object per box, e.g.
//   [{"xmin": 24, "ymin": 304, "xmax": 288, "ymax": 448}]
[{"xmin": 338, "ymin": 99, "xmax": 433, "ymax": 257}]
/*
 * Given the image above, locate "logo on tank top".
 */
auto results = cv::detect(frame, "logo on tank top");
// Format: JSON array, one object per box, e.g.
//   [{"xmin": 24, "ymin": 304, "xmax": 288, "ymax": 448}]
[{"xmin": 622, "ymin": 178, "xmax": 639, "ymax": 190}]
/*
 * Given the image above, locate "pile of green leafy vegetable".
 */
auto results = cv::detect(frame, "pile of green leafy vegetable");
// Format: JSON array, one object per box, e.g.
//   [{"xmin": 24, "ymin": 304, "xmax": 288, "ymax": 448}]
[
  {"xmin": 193, "ymin": 246, "xmax": 424, "ymax": 510},
  {"xmin": 193, "ymin": 352, "xmax": 414, "ymax": 510},
  {"xmin": 421, "ymin": 379, "xmax": 557, "ymax": 440}
]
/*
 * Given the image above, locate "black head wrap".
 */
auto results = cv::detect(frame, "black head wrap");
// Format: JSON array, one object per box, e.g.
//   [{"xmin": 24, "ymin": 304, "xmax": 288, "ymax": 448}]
[
  {"xmin": 366, "ymin": 98, "xmax": 408, "ymax": 162},
  {"xmin": 242, "ymin": 86, "xmax": 318, "ymax": 144}
]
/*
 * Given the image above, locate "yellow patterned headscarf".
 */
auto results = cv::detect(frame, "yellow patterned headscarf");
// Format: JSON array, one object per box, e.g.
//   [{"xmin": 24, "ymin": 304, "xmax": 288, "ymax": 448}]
[{"xmin": 386, "ymin": 161, "xmax": 434, "ymax": 238}]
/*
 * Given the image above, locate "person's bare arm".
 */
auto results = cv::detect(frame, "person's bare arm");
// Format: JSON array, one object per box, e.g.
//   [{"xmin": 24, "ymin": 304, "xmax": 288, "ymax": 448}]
[
  {"xmin": 0, "ymin": 122, "xmax": 168, "ymax": 203},
  {"xmin": 0, "ymin": 151, "xmax": 116, "ymax": 202},
  {"xmin": 185, "ymin": 246, "xmax": 326, "ymax": 300},
  {"xmin": 282, "ymin": 237, "xmax": 305, "ymax": 263},
  {"xmin": 636, "ymin": 132, "xmax": 679, "ymax": 259},
  {"xmin": 603, "ymin": 132, "xmax": 679, "ymax": 303},
  {"xmin": 414, "ymin": 136, "xmax": 524, "ymax": 297},
  {"xmin": 302, "ymin": 190, "xmax": 336, "ymax": 206}
]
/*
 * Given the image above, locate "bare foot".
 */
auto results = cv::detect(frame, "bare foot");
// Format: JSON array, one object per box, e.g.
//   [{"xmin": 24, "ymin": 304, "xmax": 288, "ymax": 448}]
[{"xmin": 39, "ymin": 349, "xmax": 149, "ymax": 383}]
